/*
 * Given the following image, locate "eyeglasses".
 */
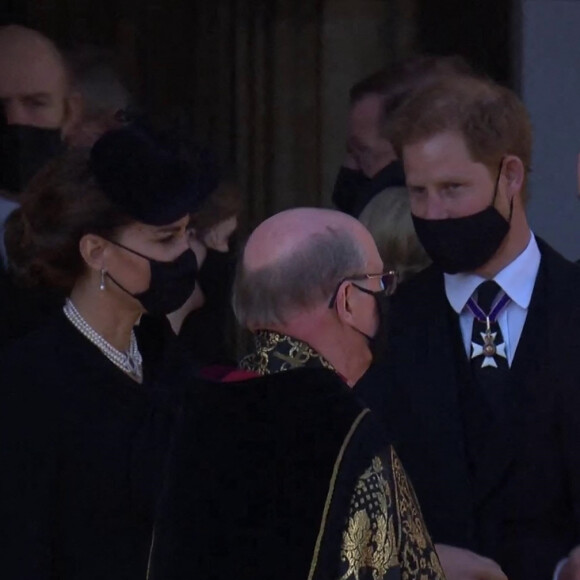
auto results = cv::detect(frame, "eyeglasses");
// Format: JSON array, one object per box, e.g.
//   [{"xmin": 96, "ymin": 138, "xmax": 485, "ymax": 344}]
[{"xmin": 328, "ymin": 270, "xmax": 399, "ymax": 308}]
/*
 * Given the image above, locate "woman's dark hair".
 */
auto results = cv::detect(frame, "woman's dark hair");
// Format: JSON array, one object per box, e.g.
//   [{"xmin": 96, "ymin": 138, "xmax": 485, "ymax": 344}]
[
  {"xmin": 5, "ymin": 148, "xmax": 133, "ymax": 291},
  {"xmin": 189, "ymin": 179, "xmax": 242, "ymax": 237}
]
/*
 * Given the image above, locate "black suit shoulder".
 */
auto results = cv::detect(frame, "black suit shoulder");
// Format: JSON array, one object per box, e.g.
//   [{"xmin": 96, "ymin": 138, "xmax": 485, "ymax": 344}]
[
  {"xmin": 536, "ymin": 238, "xmax": 580, "ymax": 305},
  {"xmin": 389, "ymin": 264, "xmax": 445, "ymax": 326},
  {"xmin": 393, "ymin": 264, "xmax": 442, "ymax": 303}
]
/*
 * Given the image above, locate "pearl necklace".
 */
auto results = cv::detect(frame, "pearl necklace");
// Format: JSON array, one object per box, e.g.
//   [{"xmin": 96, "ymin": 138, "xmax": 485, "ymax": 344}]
[{"xmin": 63, "ymin": 298, "xmax": 143, "ymax": 382}]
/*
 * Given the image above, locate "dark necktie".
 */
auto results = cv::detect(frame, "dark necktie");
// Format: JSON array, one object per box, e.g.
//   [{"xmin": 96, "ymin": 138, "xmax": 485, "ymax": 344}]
[
  {"xmin": 470, "ymin": 280, "xmax": 510, "ymax": 413},
  {"xmin": 459, "ymin": 280, "xmax": 511, "ymax": 474}
]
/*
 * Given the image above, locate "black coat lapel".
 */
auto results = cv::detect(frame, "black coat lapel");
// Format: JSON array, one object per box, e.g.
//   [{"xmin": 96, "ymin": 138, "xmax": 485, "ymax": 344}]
[
  {"xmin": 400, "ymin": 267, "xmax": 467, "ymax": 443},
  {"xmin": 387, "ymin": 267, "xmax": 475, "ymax": 543}
]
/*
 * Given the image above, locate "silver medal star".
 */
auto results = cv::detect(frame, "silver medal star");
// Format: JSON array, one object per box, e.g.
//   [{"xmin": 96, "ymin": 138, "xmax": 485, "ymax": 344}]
[{"xmin": 471, "ymin": 332, "xmax": 507, "ymax": 368}]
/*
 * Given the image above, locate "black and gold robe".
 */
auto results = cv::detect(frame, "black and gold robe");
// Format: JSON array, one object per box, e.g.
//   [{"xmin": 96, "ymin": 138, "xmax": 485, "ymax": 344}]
[{"xmin": 148, "ymin": 331, "xmax": 444, "ymax": 580}]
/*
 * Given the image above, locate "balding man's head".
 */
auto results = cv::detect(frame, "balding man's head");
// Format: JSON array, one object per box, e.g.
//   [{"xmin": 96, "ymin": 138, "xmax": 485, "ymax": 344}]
[
  {"xmin": 233, "ymin": 208, "xmax": 382, "ymax": 330},
  {"xmin": 0, "ymin": 25, "xmax": 75, "ymax": 129},
  {"xmin": 0, "ymin": 26, "xmax": 82, "ymax": 193}
]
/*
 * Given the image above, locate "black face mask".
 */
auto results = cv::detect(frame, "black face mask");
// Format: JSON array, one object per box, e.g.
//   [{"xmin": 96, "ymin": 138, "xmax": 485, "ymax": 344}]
[
  {"xmin": 106, "ymin": 242, "xmax": 198, "ymax": 316},
  {"xmin": 411, "ymin": 162, "xmax": 511, "ymax": 274},
  {"xmin": 0, "ymin": 124, "xmax": 64, "ymax": 193},
  {"xmin": 332, "ymin": 167, "xmax": 372, "ymax": 215},
  {"xmin": 351, "ymin": 286, "xmax": 391, "ymax": 364},
  {"xmin": 332, "ymin": 160, "xmax": 406, "ymax": 217},
  {"xmin": 366, "ymin": 159, "xmax": 406, "ymax": 194}
]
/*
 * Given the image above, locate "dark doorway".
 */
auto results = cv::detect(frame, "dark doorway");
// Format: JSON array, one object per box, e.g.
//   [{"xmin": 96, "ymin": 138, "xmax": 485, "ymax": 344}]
[{"xmin": 416, "ymin": 0, "xmax": 515, "ymax": 87}]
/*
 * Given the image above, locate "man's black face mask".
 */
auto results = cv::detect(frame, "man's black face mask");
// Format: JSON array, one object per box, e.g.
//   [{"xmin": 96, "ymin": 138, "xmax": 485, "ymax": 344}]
[
  {"xmin": 332, "ymin": 160, "xmax": 406, "ymax": 217},
  {"xmin": 411, "ymin": 160, "xmax": 512, "ymax": 274},
  {"xmin": 0, "ymin": 123, "xmax": 64, "ymax": 193}
]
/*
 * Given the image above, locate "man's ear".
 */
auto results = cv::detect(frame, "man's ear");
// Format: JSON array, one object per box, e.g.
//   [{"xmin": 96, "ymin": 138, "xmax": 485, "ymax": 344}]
[
  {"xmin": 335, "ymin": 281, "xmax": 356, "ymax": 325},
  {"xmin": 79, "ymin": 233, "xmax": 108, "ymax": 272},
  {"xmin": 62, "ymin": 91, "xmax": 84, "ymax": 139},
  {"xmin": 503, "ymin": 155, "xmax": 525, "ymax": 201}
]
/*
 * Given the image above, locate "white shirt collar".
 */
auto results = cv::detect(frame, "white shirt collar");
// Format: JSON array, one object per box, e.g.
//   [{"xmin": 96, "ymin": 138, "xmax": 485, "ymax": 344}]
[{"xmin": 444, "ymin": 233, "xmax": 541, "ymax": 314}]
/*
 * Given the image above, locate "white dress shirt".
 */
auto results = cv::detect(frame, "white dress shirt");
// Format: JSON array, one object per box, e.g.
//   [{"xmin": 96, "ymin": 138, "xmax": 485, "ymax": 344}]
[{"xmin": 444, "ymin": 233, "xmax": 541, "ymax": 366}]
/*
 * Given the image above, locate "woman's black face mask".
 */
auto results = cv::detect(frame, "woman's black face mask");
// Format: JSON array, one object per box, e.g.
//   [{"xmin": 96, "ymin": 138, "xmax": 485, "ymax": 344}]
[{"xmin": 106, "ymin": 241, "xmax": 198, "ymax": 316}]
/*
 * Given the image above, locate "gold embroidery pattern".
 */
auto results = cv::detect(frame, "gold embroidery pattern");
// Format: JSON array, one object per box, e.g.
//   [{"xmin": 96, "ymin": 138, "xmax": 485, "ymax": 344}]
[
  {"xmin": 391, "ymin": 448, "xmax": 445, "ymax": 580},
  {"xmin": 339, "ymin": 456, "xmax": 398, "ymax": 580},
  {"xmin": 339, "ymin": 449, "xmax": 445, "ymax": 580},
  {"xmin": 240, "ymin": 330, "xmax": 334, "ymax": 375},
  {"xmin": 308, "ymin": 409, "xmax": 371, "ymax": 580}
]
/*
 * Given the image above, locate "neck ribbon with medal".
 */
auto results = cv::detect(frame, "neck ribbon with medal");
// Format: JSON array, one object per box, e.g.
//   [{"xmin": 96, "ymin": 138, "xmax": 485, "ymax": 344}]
[{"xmin": 466, "ymin": 290, "xmax": 511, "ymax": 368}]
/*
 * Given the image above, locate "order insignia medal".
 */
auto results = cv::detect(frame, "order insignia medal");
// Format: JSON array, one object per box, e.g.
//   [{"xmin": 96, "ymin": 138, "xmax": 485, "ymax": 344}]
[
  {"xmin": 466, "ymin": 292, "xmax": 511, "ymax": 369},
  {"xmin": 470, "ymin": 317, "xmax": 507, "ymax": 368}
]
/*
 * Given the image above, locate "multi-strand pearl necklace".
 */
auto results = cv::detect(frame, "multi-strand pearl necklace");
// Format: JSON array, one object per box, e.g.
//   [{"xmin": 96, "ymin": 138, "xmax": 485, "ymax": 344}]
[{"xmin": 63, "ymin": 298, "xmax": 143, "ymax": 382}]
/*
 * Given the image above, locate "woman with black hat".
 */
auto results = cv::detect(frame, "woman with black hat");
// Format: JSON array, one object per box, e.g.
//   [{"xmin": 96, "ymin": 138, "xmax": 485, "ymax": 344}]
[{"xmin": 0, "ymin": 126, "xmax": 205, "ymax": 579}]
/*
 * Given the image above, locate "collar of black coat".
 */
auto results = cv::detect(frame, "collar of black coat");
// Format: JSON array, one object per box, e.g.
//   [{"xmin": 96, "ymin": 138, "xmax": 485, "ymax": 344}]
[{"xmin": 240, "ymin": 330, "xmax": 335, "ymax": 375}]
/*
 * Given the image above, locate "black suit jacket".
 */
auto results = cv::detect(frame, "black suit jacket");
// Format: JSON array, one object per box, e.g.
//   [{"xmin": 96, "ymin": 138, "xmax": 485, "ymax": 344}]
[{"xmin": 357, "ymin": 239, "xmax": 580, "ymax": 580}]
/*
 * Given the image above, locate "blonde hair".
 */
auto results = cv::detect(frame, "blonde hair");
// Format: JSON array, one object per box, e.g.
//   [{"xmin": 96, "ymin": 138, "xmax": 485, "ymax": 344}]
[{"xmin": 358, "ymin": 187, "xmax": 431, "ymax": 282}]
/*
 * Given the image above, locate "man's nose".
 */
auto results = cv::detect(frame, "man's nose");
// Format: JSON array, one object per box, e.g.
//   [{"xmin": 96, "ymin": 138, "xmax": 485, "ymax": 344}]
[
  {"xmin": 177, "ymin": 232, "xmax": 190, "ymax": 254},
  {"xmin": 423, "ymin": 193, "xmax": 448, "ymax": 220}
]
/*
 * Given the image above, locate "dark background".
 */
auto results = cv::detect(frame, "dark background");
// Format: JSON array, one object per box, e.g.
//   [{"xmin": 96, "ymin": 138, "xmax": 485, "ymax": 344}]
[{"xmin": 0, "ymin": 0, "xmax": 515, "ymax": 224}]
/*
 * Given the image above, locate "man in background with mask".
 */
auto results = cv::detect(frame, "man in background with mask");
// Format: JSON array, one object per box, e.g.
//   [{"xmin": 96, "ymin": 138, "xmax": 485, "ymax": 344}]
[
  {"xmin": 332, "ymin": 55, "xmax": 473, "ymax": 217},
  {"xmin": 0, "ymin": 25, "xmax": 80, "ymax": 246},
  {"xmin": 0, "ymin": 24, "xmax": 81, "ymax": 346},
  {"xmin": 358, "ymin": 74, "xmax": 580, "ymax": 580},
  {"xmin": 148, "ymin": 207, "xmax": 445, "ymax": 580}
]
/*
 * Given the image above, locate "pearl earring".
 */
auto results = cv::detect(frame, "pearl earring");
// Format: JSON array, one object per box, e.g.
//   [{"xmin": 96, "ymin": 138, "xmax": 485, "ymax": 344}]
[{"xmin": 99, "ymin": 269, "xmax": 106, "ymax": 291}]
